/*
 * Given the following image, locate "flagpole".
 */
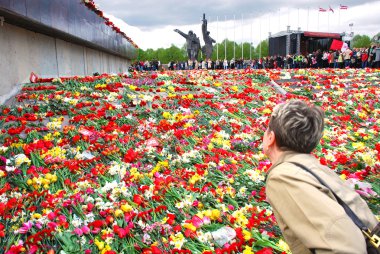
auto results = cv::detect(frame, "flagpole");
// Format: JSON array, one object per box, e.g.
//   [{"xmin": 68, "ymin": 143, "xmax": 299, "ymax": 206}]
[
  {"xmin": 297, "ymin": 8, "xmax": 300, "ymax": 29},
  {"xmin": 328, "ymin": 10, "xmax": 330, "ymax": 32},
  {"xmin": 217, "ymin": 16, "xmax": 219, "ymax": 60},
  {"xmin": 241, "ymin": 13, "xmax": 244, "ymax": 59},
  {"xmin": 307, "ymin": 7, "xmax": 309, "ymax": 30},
  {"xmin": 288, "ymin": 7, "xmax": 290, "ymax": 26},
  {"xmin": 209, "ymin": 16, "xmax": 212, "ymax": 59},
  {"xmin": 318, "ymin": 9, "xmax": 319, "ymax": 32},
  {"xmin": 250, "ymin": 14, "xmax": 252, "ymax": 60},
  {"xmin": 339, "ymin": 8, "xmax": 341, "ymax": 28},
  {"xmin": 233, "ymin": 15, "xmax": 236, "ymax": 60},
  {"xmin": 259, "ymin": 17, "xmax": 262, "ymax": 59},
  {"xmin": 225, "ymin": 15, "xmax": 227, "ymax": 60},
  {"xmin": 200, "ymin": 15, "xmax": 203, "ymax": 59}
]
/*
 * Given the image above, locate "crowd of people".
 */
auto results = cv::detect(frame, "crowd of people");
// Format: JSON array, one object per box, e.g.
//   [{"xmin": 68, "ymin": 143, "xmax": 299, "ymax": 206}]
[
  {"xmin": 131, "ymin": 45, "xmax": 380, "ymax": 71},
  {"xmin": 131, "ymin": 59, "xmax": 161, "ymax": 72},
  {"xmin": 277, "ymin": 46, "xmax": 380, "ymax": 69}
]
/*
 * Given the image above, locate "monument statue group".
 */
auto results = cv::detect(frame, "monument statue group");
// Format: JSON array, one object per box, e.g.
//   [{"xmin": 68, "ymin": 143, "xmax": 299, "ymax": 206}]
[{"xmin": 174, "ymin": 13, "xmax": 215, "ymax": 61}]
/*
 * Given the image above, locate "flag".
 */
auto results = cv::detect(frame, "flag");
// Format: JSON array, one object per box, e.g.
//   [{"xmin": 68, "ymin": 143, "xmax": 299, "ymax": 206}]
[
  {"xmin": 341, "ymin": 42, "xmax": 349, "ymax": 52},
  {"xmin": 330, "ymin": 40, "xmax": 349, "ymax": 52},
  {"xmin": 340, "ymin": 4, "xmax": 348, "ymax": 9},
  {"xmin": 319, "ymin": 7, "xmax": 327, "ymax": 12},
  {"xmin": 330, "ymin": 39, "xmax": 343, "ymax": 50},
  {"xmin": 329, "ymin": 6, "xmax": 334, "ymax": 13}
]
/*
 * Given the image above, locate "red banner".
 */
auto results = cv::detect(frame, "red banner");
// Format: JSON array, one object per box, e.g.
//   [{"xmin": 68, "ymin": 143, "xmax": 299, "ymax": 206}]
[{"xmin": 330, "ymin": 39, "xmax": 344, "ymax": 50}]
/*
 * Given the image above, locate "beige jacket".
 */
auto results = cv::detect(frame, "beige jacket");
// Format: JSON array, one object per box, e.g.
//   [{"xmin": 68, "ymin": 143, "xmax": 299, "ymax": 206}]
[{"xmin": 266, "ymin": 151, "xmax": 378, "ymax": 254}]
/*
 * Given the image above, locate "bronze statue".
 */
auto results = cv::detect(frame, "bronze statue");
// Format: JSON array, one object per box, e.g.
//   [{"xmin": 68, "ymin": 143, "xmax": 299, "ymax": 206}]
[
  {"xmin": 201, "ymin": 13, "xmax": 216, "ymax": 60},
  {"xmin": 174, "ymin": 29, "xmax": 201, "ymax": 61}
]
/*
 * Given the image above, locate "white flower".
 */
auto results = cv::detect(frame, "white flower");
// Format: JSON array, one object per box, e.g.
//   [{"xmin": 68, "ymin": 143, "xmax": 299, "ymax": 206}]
[
  {"xmin": 196, "ymin": 231, "xmax": 213, "ymax": 243},
  {"xmin": 175, "ymin": 202, "xmax": 184, "ymax": 209},
  {"xmin": 143, "ymin": 233, "xmax": 152, "ymax": 244},
  {"xmin": 72, "ymin": 215, "xmax": 83, "ymax": 227},
  {"xmin": 137, "ymin": 220, "xmax": 146, "ymax": 229},
  {"xmin": 0, "ymin": 146, "xmax": 8, "ymax": 153},
  {"xmin": 81, "ymin": 236, "xmax": 87, "ymax": 245},
  {"xmin": 5, "ymin": 166, "xmax": 16, "ymax": 172},
  {"xmin": 245, "ymin": 169, "xmax": 265, "ymax": 183},
  {"xmin": 84, "ymin": 213, "xmax": 95, "ymax": 223},
  {"xmin": 0, "ymin": 194, "xmax": 8, "ymax": 203},
  {"xmin": 100, "ymin": 181, "xmax": 118, "ymax": 193},
  {"xmin": 14, "ymin": 154, "xmax": 31, "ymax": 167},
  {"xmin": 95, "ymin": 199, "xmax": 114, "ymax": 210},
  {"xmin": 105, "ymin": 236, "xmax": 114, "ymax": 245},
  {"xmin": 76, "ymin": 181, "xmax": 92, "ymax": 190},
  {"xmin": 86, "ymin": 196, "xmax": 94, "ymax": 203}
]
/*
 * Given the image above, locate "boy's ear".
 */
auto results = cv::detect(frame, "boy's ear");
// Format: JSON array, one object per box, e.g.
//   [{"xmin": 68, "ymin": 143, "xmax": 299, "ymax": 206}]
[{"xmin": 268, "ymin": 130, "xmax": 276, "ymax": 148}]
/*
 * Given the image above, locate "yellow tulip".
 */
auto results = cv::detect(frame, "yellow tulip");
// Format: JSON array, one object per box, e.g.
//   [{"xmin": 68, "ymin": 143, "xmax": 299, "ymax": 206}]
[{"xmin": 114, "ymin": 209, "xmax": 123, "ymax": 217}]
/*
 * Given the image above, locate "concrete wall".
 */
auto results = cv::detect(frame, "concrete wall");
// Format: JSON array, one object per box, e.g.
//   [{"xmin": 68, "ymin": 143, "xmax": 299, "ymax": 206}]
[{"xmin": 0, "ymin": 22, "xmax": 130, "ymax": 104}]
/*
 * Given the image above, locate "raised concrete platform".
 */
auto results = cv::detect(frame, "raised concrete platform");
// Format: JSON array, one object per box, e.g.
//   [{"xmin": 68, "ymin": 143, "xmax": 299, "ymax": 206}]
[
  {"xmin": 0, "ymin": 0, "xmax": 138, "ymax": 105},
  {"xmin": 0, "ymin": 23, "xmax": 132, "ymax": 104}
]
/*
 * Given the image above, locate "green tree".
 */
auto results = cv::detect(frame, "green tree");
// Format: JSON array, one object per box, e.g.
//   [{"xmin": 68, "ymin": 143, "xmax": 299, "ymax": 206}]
[
  {"xmin": 137, "ymin": 44, "xmax": 187, "ymax": 64},
  {"xmin": 137, "ymin": 49, "xmax": 146, "ymax": 62},
  {"xmin": 156, "ymin": 48, "xmax": 166, "ymax": 62},
  {"xmin": 143, "ymin": 48, "xmax": 156, "ymax": 61},
  {"xmin": 351, "ymin": 34, "xmax": 371, "ymax": 48},
  {"xmin": 164, "ymin": 44, "xmax": 186, "ymax": 63},
  {"xmin": 212, "ymin": 39, "xmax": 240, "ymax": 60},
  {"xmin": 137, "ymin": 38, "xmax": 269, "ymax": 63},
  {"xmin": 254, "ymin": 39, "xmax": 269, "ymax": 58}
]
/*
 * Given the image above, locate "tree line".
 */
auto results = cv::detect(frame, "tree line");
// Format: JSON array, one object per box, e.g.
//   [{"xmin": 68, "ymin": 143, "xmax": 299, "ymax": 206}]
[
  {"xmin": 136, "ymin": 39, "xmax": 269, "ymax": 64},
  {"xmin": 350, "ymin": 33, "xmax": 380, "ymax": 49},
  {"xmin": 136, "ymin": 33, "xmax": 380, "ymax": 64}
]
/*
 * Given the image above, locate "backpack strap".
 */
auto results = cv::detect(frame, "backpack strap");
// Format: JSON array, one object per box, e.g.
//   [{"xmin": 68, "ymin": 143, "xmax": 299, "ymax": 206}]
[{"xmin": 288, "ymin": 161, "xmax": 369, "ymax": 231}]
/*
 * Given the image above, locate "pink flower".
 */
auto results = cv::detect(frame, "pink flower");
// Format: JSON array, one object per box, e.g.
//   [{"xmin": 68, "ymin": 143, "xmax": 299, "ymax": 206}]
[
  {"xmin": 47, "ymin": 222, "xmax": 57, "ymax": 230},
  {"xmin": 58, "ymin": 215, "xmax": 67, "ymax": 222},
  {"xmin": 28, "ymin": 245, "xmax": 39, "ymax": 254},
  {"xmin": 82, "ymin": 226, "xmax": 91, "ymax": 234},
  {"xmin": 73, "ymin": 228, "xmax": 83, "ymax": 236},
  {"xmin": 91, "ymin": 227, "xmax": 101, "ymax": 234},
  {"xmin": 16, "ymin": 221, "xmax": 33, "ymax": 234},
  {"xmin": 191, "ymin": 215, "xmax": 203, "ymax": 228},
  {"xmin": 203, "ymin": 216, "xmax": 211, "ymax": 225},
  {"xmin": 47, "ymin": 212, "xmax": 56, "ymax": 220}
]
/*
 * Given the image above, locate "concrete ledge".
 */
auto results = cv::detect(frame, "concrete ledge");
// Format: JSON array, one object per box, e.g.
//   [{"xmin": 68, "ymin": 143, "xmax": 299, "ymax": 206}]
[
  {"xmin": 0, "ymin": 22, "xmax": 130, "ymax": 105},
  {"xmin": 0, "ymin": 1, "xmax": 137, "ymax": 59}
]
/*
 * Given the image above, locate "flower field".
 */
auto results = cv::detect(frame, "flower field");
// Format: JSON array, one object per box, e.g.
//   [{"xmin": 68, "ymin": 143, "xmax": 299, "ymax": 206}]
[{"xmin": 0, "ymin": 68, "xmax": 379, "ymax": 254}]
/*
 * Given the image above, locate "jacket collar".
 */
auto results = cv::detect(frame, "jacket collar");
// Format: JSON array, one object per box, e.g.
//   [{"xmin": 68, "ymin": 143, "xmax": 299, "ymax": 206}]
[{"xmin": 267, "ymin": 150, "xmax": 317, "ymax": 175}]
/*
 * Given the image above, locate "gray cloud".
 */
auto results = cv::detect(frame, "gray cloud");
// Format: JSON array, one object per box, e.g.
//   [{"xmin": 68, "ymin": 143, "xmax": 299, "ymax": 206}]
[{"xmin": 95, "ymin": 0, "xmax": 378, "ymax": 30}]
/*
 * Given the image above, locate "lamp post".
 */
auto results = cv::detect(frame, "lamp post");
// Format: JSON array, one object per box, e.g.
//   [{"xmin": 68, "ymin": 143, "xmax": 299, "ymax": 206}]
[{"xmin": 349, "ymin": 23, "xmax": 354, "ymax": 47}]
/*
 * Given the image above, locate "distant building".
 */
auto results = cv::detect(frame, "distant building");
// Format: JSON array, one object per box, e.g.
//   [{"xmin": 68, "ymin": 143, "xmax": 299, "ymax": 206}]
[{"xmin": 269, "ymin": 27, "xmax": 342, "ymax": 56}]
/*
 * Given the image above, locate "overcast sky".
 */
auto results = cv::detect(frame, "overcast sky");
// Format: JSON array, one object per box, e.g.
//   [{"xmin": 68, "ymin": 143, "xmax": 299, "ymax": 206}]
[{"xmin": 95, "ymin": 0, "xmax": 380, "ymax": 50}]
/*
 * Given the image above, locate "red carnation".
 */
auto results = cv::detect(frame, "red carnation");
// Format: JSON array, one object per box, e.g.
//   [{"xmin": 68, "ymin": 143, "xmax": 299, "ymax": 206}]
[
  {"xmin": 123, "ymin": 148, "xmax": 138, "ymax": 163},
  {"xmin": 133, "ymin": 194, "xmax": 144, "ymax": 206}
]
